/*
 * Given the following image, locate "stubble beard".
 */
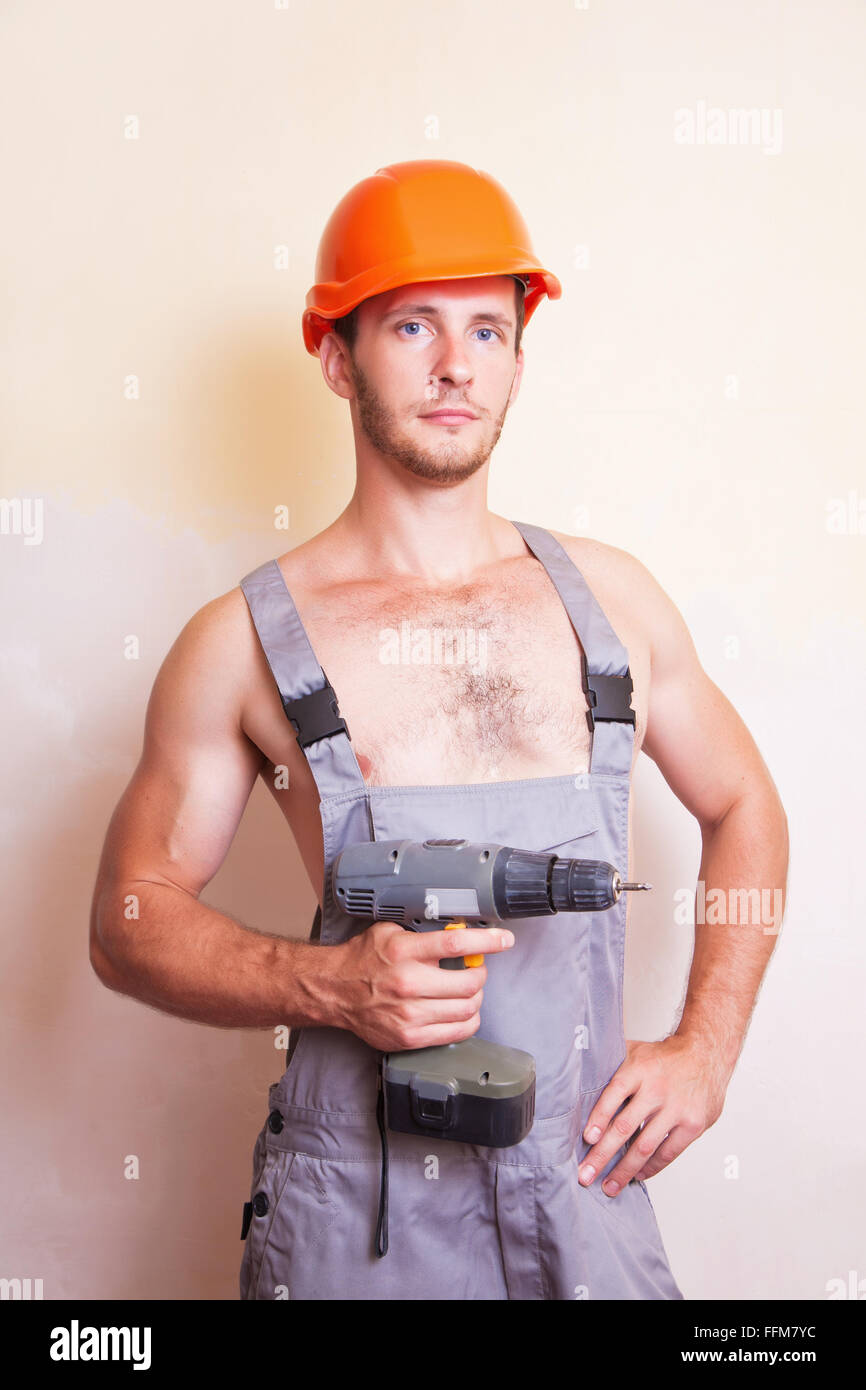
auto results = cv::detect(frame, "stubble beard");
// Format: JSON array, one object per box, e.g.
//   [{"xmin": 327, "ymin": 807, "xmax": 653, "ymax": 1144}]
[{"xmin": 349, "ymin": 359, "xmax": 510, "ymax": 484}]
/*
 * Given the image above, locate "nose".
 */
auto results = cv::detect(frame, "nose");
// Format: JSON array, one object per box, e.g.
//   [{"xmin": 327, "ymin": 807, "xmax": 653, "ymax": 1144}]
[{"xmin": 430, "ymin": 330, "xmax": 473, "ymax": 390}]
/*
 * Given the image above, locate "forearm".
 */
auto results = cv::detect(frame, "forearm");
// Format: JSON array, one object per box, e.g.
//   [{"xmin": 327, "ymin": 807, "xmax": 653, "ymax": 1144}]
[
  {"xmin": 91, "ymin": 878, "xmax": 345, "ymax": 1031},
  {"xmin": 675, "ymin": 788, "xmax": 789, "ymax": 1074}
]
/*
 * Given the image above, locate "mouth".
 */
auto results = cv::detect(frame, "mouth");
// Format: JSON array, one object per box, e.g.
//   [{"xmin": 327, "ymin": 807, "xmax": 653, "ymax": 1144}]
[{"xmin": 419, "ymin": 409, "xmax": 479, "ymax": 425}]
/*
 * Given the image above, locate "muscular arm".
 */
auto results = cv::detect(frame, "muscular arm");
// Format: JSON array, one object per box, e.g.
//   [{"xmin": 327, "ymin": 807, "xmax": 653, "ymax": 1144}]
[
  {"xmin": 89, "ymin": 588, "xmax": 505, "ymax": 1048},
  {"xmin": 570, "ymin": 544, "xmax": 788, "ymax": 1191},
  {"xmin": 89, "ymin": 590, "xmax": 341, "ymax": 1030},
  {"xmin": 639, "ymin": 562, "xmax": 789, "ymax": 1070}
]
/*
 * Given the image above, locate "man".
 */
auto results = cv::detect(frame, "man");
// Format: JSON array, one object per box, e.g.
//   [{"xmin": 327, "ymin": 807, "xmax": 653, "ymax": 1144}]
[{"xmin": 90, "ymin": 160, "xmax": 788, "ymax": 1300}]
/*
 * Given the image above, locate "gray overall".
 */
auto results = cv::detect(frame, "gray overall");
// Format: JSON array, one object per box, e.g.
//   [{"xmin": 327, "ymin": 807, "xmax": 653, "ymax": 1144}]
[{"xmin": 237, "ymin": 520, "xmax": 683, "ymax": 1300}]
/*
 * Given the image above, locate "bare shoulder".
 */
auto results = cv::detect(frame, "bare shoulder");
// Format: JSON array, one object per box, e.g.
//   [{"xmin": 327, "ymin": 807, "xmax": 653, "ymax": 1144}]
[
  {"xmin": 546, "ymin": 530, "xmax": 689, "ymax": 668},
  {"xmin": 547, "ymin": 529, "xmax": 654, "ymax": 594},
  {"xmin": 546, "ymin": 530, "xmax": 659, "ymax": 625},
  {"xmin": 174, "ymin": 582, "xmax": 261, "ymax": 667},
  {"xmin": 154, "ymin": 580, "xmax": 276, "ymax": 731}
]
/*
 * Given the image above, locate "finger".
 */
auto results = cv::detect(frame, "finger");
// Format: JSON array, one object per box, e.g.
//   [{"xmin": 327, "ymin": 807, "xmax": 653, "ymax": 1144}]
[
  {"xmin": 407, "ymin": 963, "xmax": 488, "ymax": 998},
  {"xmin": 393, "ymin": 989, "xmax": 485, "ymax": 1030},
  {"xmin": 629, "ymin": 1128, "xmax": 689, "ymax": 1182},
  {"xmin": 393, "ymin": 1012, "xmax": 485, "ymax": 1051},
  {"xmin": 596, "ymin": 1118, "xmax": 672, "ymax": 1197},
  {"xmin": 578, "ymin": 1097, "xmax": 654, "ymax": 1187},
  {"xmin": 582, "ymin": 1069, "xmax": 639, "ymax": 1147},
  {"xmin": 406, "ymin": 926, "xmax": 515, "ymax": 963}
]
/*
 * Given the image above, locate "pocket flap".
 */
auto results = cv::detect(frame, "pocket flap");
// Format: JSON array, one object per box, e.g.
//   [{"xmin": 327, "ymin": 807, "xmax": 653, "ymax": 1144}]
[{"xmin": 369, "ymin": 777, "xmax": 601, "ymax": 855}]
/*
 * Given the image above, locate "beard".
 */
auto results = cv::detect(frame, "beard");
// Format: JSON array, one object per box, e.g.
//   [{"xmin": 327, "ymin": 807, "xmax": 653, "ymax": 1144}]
[{"xmin": 349, "ymin": 359, "xmax": 511, "ymax": 484}]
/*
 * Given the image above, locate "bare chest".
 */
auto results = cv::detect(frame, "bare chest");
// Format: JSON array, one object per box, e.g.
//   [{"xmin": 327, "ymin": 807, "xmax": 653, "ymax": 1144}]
[
  {"xmin": 241, "ymin": 550, "xmax": 647, "ymax": 899},
  {"xmin": 292, "ymin": 567, "xmax": 597, "ymax": 787}
]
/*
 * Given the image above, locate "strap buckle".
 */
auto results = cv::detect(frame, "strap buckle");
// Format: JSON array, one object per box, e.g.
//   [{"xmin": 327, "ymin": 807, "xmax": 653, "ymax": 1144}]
[
  {"xmin": 281, "ymin": 668, "xmax": 350, "ymax": 748},
  {"xmin": 584, "ymin": 670, "xmax": 636, "ymax": 731}
]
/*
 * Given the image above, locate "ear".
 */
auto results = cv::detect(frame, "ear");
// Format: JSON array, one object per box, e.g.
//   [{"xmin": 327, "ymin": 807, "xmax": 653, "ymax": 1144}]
[
  {"xmin": 507, "ymin": 346, "xmax": 525, "ymax": 409},
  {"xmin": 318, "ymin": 330, "xmax": 356, "ymax": 401}
]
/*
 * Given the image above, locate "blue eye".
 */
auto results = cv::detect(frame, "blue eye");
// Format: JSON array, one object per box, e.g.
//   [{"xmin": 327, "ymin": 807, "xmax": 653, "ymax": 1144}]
[{"xmin": 396, "ymin": 321, "xmax": 501, "ymax": 342}]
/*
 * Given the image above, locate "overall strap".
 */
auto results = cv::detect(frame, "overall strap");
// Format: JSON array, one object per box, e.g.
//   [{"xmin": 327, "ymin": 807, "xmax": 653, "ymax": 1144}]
[
  {"xmin": 509, "ymin": 521, "xmax": 635, "ymax": 778},
  {"xmin": 239, "ymin": 558, "xmax": 368, "ymax": 803}
]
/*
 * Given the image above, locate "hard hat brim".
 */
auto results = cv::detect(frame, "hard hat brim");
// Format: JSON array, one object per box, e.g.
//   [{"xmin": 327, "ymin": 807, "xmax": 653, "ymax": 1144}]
[{"xmin": 303, "ymin": 254, "xmax": 561, "ymax": 356}]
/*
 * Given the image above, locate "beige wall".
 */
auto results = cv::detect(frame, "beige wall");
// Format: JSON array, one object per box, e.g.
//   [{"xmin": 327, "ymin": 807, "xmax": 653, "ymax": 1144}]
[{"xmin": 2, "ymin": 0, "xmax": 864, "ymax": 1299}]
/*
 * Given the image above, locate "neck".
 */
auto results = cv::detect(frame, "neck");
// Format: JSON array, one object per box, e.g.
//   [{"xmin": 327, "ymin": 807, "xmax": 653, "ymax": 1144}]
[{"xmin": 321, "ymin": 468, "xmax": 521, "ymax": 588}]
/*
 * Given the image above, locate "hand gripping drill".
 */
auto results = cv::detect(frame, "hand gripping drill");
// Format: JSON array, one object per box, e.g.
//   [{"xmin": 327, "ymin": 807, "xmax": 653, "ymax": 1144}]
[{"xmin": 331, "ymin": 837, "xmax": 650, "ymax": 1147}]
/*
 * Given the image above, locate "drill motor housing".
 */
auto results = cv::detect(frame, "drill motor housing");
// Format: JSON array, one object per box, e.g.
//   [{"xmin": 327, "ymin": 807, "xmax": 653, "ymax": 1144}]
[{"xmin": 332, "ymin": 836, "xmax": 627, "ymax": 926}]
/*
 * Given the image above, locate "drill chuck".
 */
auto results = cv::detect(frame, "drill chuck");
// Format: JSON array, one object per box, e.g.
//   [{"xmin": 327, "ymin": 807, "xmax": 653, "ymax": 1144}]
[
  {"xmin": 496, "ymin": 849, "xmax": 628, "ymax": 916},
  {"xmin": 549, "ymin": 856, "xmax": 624, "ymax": 913}
]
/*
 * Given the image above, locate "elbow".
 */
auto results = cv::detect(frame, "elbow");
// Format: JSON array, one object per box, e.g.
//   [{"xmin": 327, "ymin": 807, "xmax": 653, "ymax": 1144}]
[
  {"xmin": 89, "ymin": 888, "xmax": 130, "ymax": 992},
  {"xmin": 90, "ymin": 936, "xmax": 121, "ymax": 990},
  {"xmin": 702, "ymin": 781, "xmax": 789, "ymax": 848},
  {"xmin": 89, "ymin": 927, "xmax": 117, "ymax": 991},
  {"xmin": 762, "ymin": 780, "xmax": 789, "ymax": 853},
  {"xmin": 90, "ymin": 950, "xmax": 124, "ymax": 994}
]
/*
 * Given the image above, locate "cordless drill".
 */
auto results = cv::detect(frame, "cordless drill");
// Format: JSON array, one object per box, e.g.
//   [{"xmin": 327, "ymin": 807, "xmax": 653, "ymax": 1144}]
[{"xmin": 330, "ymin": 838, "xmax": 650, "ymax": 1148}]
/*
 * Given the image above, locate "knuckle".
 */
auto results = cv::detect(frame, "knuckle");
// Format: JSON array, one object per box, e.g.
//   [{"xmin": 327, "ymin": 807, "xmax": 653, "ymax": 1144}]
[
  {"xmin": 391, "ymin": 969, "xmax": 412, "ymax": 1001},
  {"xmin": 380, "ymin": 931, "xmax": 403, "ymax": 964}
]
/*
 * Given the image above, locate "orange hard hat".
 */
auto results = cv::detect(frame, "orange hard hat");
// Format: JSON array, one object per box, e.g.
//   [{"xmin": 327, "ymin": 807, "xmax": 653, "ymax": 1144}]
[{"xmin": 302, "ymin": 160, "xmax": 562, "ymax": 356}]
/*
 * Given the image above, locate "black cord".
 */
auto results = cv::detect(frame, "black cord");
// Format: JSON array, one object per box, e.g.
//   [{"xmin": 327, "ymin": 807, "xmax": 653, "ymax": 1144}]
[{"xmin": 375, "ymin": 1053, "xmax": 390, "ymax": 1257}]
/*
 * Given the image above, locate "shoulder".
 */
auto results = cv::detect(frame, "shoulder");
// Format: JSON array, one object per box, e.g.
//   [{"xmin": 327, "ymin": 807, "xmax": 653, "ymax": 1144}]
[
  {"xmin": 546, "ymin": 528, "xmax": 661, "ymax": 608},
  {"xmin": 198, "ymin": 538, "xmax": 315, "ymax": 645},
  {"xmin": 544, "ymin": 529, "xmax": 693, "ymax": 670},
  {"xmin": 152, "ymin": 579, "xmax": 275, "ymax": 724},
  {"xmin": 176, "ymin": 583, "xmax": 259, "ymax": 653}
]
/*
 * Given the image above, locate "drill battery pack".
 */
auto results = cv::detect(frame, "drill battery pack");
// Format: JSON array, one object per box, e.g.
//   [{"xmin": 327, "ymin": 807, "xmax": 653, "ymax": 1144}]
[{"xmin": 383, "ymin": 1037, "xmax": 536, "ymax": 1147}]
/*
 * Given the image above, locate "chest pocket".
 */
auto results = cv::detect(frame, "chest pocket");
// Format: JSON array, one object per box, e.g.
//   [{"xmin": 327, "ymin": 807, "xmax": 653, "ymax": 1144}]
[
  {"xmin": 521, "ymin": 784, "xmax": 602, "ymax": 858},
  {"xmin": 367, "ymin": 777, "xmax": 603, "ymax": 855}
]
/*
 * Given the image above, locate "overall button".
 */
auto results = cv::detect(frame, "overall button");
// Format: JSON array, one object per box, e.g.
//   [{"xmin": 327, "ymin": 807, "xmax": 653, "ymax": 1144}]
[
  {"xmin": 267, "ymin": 1109, "xmax": 283, "ymax": 1133},
  {"xmin": 252, "ymin": 1192, "xmax": 270, "ymax": 1217}
]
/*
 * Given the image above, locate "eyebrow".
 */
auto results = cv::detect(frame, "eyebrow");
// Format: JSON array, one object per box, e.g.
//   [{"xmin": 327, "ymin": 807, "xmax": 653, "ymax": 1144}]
[{"xmin": 380, "ymin": 303, "xmax": 514, "ymax": 329}]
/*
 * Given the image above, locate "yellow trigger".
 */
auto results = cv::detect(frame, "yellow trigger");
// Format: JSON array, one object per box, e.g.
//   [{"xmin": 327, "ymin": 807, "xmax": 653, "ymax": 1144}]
[{"xmin": 446, "ymin": 919, "xmax": 483, "ymax": 968}]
